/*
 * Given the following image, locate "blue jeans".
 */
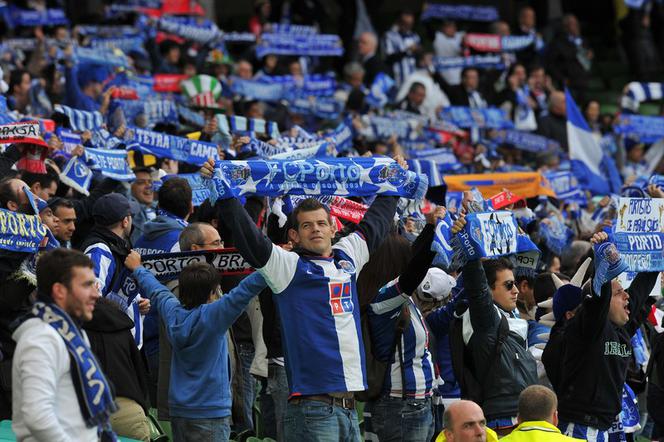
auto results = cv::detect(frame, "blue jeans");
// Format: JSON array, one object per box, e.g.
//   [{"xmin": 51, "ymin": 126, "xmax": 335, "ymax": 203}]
[
  {"xmin": 266, "ymin": 363, "xmax": 289, "ymax": 441},
  {"xmin": 171, "ymin": 416, "xmax": 231, "ymax": 442},
  {"xmin": 234, "ymin": 343, "xmax": 256, "ymax": 433},
  {"xmin": 365, "ymin": 396, "xmax": 434, "ymax": 442},
  {"xmin": 283, "ymin": 400, "xmax": 361, "ymax": 442}
]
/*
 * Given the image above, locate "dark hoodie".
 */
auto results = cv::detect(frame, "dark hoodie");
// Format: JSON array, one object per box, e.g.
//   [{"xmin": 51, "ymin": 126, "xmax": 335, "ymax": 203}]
[
  {"xmin": 133, "ymin": 212, "xmax": 186, "ymax": 255},
  {"xmin": 83, "ymin": 299, "xmax": 150, "ymax": 412}
]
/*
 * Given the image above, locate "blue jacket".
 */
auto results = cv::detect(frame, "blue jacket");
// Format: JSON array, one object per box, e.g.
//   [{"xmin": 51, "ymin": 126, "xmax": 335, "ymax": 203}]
[
  {"xmin": 134, "ymin": 212, "xmax": 187, "ymax": 356},
  {"xmin": 133, "ymin": 267, "xmax": 266, "ymax": 418}
]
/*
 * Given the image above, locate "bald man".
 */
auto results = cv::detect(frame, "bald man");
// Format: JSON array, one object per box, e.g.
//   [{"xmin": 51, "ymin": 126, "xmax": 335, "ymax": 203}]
[
  {"xmin": 357, "ymin": 31, "xmax": 385, "ymax": 87},
  {"xmin": 436, "ymin": 400, "xmax": 498, "ymax": 442},
  {"xmin": 500, "ymin": 386, "xmax": 583, "ymax": 441}
]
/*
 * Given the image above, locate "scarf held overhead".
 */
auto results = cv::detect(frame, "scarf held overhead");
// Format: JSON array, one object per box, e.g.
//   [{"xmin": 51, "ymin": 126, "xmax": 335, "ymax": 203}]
[{"xmin": 207, "ymin": 157, "xmax": 428, "ymax": 202}]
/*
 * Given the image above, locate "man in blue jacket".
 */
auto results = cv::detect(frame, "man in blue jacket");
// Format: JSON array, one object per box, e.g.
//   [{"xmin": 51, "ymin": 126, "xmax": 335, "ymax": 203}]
[{"xmin": 125, "ymin": 250, "xmax": 266, "ymax": 442}]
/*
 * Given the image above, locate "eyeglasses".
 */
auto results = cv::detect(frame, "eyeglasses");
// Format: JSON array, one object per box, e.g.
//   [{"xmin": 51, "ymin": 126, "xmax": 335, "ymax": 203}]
[
  {"xmin": 196, "ymin": 239, "xmax": 223, "ymax": 247},
  {"xmin": 503, "ymin": 280, "xmax": 516, "ymax": 291}
]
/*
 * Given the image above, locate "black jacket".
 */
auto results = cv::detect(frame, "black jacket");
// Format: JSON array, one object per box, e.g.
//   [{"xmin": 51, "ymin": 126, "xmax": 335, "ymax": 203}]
[
  {"xmin": 462, "ymin": 259, "xmax": 538, "ymax": 421},
  {"xmin": 545, "ymin": 32, "xmax": 591, "ymax": 91},
  {"xmin": 536, "ymin": 113, "xmax": 568, "ymax": 151},
  {"xmin": 543, "ymin": 271, "xmax": 658, "ymax": 430},
  {"xmin": 0, "ymin": 250, "xmax": 36, "ymax": 359},
  {"xmin": 362, "ymin": 54, "xmax": 386, "ymax": 87},
  {"xmin": 83, "ymin": 299, "xmax": 150, "ymax": 412}
]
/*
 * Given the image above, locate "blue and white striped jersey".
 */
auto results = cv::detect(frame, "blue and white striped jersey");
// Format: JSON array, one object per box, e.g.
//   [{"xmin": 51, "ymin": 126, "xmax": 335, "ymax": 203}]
[
  {"xmin": 383, "ymin": 27, "xmax": 420, "ymax": 87},
  {"xmin": 369, "ymin": 278, "xmax": 434, "ymax": 398},
  {"xmin": 258, "ymin": 232, "xmax": 370, "ymax": 396},
  {"xmin": 84, "ymin": 242, "xmax": 143, "ymax": 348}
]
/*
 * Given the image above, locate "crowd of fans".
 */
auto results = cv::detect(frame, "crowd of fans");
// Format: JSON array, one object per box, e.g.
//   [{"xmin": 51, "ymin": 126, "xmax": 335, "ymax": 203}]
[{"xmin": 1, "ymin": 1, "xmax": 664, "ymax": 442}]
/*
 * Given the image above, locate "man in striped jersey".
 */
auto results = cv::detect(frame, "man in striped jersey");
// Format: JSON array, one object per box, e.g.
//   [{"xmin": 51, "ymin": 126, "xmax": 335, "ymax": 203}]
[
  {"xmin": 383, "ymin": 11, "xmax": 421, "ymax": 87},
  {"xmin": 206, "ymin": 156, "xmax": 403, "ymax": 442},
  {"xmin": 80, "ymin": 193, "xmax": 151, "ymax": 348}
]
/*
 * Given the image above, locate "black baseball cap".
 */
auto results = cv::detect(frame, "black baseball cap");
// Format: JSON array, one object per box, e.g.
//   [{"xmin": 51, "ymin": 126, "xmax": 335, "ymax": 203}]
[{"xmin": 93, "ymin": 193, "xmax": 140, "ymax": 226}]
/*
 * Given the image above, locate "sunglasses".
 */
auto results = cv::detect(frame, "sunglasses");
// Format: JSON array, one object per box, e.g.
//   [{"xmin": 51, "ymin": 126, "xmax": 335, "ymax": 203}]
[{"xmin": 503, "ymin": 280, "xmax": 516, "ymax": 291}]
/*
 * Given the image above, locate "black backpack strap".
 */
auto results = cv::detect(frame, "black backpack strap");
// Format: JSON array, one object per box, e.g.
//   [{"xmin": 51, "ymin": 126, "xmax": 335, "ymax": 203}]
[{"xmin": 394, "ymin": 304, "xmax": 411, "ymax": 400}]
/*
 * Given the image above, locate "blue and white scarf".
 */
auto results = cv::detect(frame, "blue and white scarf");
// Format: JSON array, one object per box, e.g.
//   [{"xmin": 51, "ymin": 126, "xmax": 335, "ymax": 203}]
[
  {"xmin": 366, "ymin": 72, "xmax": 396, "ymax": 109},
  {"xmin": 240, "ymin": 138, "xmax": 291, "ymax": 158},
  {"xmin": 0, "ymin": 208, "xmax": 47, "ymax": 252},
  {"xmin": 455, "ymin": 211, "xmax": 519, "ymax": 260},
  {"xmin": 177, "ymin": 104, "xmax": 206, "ymax": 128},
  {"xmin": 207, "ymin": 157, "xmax": 428, "ymax": 202},
  {"xmin": 614, "ymin": 114, "xmax": 664, "ymax": 142},
  {"xmin": 114, "ymin": 99, "xmax": 178, "ymax": 127},
  {"xmin": 4, "ymin": 5, "xmax": 68, "ymax": 28},
  {"xmin": 158, "ymin": 174, "xmax": 210, "ymax": 207},
  {"xmin": 440, "ymin": 107, "xmax": 513, "ymax": 129},
  {"xmin": 431, "ymin": 212, "xmax": 455, "ymax": 268},
  {"xmin": 289, "ymin": 96, "xmax": 342, "ymax": 119},
  {"xmin": 256, "ymin": 33, "xmax": 344, "ymax": 58},
  {"xmin": 157, "ymin": 16, "xmax": 222, "ymax": 46},
  {"xmin": 89, "ymin": 37, "xmax": 146, "ymax": 55},
  {"xmin": 270, "ymin": 23, "xmax": 318, "ymax": 35},
  {"xmin": 32, "ymin": 303, "xmax": 117, "ymax": 436},
  {"xmin": 270, "ymin": 142, "xmax": 337, "ymax": 160},
  {"xmin": 221, "ymin": 32, "xmax": 256, "ymax": 43},
  {"xmin": 364, "ymin": 115, "xmax": 414, "ymax": 140},
  {"xmin": 434, "ymin": 54, "xmax": 504, "ymax": 71},
  {"xmin": 406, "ymin": 159, "xmax": 442, "ymax": 187},
  {"xmin": 216, "ymin": 115, "xmax": 280, "ymax": 139},
  {"xmin": 56, "ymin": 128, "xmax": 82, "ymax": 155},
  {"xmin": 261, "ymin": 73, "xmax": 337, "ymax": 96},
  {"xmin": 77, "ymin": 25, "xmax": 140, "ymax": 38},
  {"xmin": 59, "ymin": 156, "xmax": 93, "ymax": 196},
  {"xmin": 229, "ymin": 78, "xmax": 284, "ymax": 102},
  {"xmin": 55, "ymin": 104, "xmax": 104, "ymax": 132},
  {"xmin": 620, "ymin": 82, "xmax": 664, "ymax": 113},
  {"xmin": 540, "ymin": 215, "xmax": 574, "ymax": 256},
  {"xmin": 593, "ymin": 240, "xmax": 629, "ymax": 294},
  {"xmin": 85, "ymin": 148, "xmax": 135, "ymax": 181},
  {"xmin": 421, "ymin": 4, "xmax": 499, "ymax": 22},
  {"xmin": 129, "ymin": 127, "xmax": 220, "ymax": 166},
  {"xmin": 141, "ymin": 249, "xmax": 252, "ymax": 281},
  {"xmin": 325, "ymin": 121, "xmax": 353, "ymax": 152},
  {"xmin": 74, "ymin": 46, "xmax": 130, "ymax": 69},
  {"xmin": 491, "ymin": 129, "xmax": 560, "ymax": 153},
  {"xmin": 544, "ymin": 171, "xmax": 585, "ymax": 205}
]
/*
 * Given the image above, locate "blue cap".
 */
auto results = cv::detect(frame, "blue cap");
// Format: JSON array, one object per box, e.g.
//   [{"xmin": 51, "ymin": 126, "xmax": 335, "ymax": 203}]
[
  {"xmin": 552, "ymin": 285, "xmax": 583, "ymax": 321},
  {"xmin": 93, "ymin": 193, "xmax": 140, "ymax": 226},
  {"xmin": 77, "ymin": 64, "xmax": 108, "ymax": 88}
]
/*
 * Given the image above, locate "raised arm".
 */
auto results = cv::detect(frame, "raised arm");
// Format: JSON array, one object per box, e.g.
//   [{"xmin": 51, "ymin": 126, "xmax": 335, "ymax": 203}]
[
  {"xmin": 209, "ymin": 272, "xmax": 267, "ymax": 331},
  {"xmin": 126, "ymin": 251, "xmax": 180, "ymax": 317},
  {"xmin": 625, "ymin": 271, "xmax": 659, "ymax": 335}
]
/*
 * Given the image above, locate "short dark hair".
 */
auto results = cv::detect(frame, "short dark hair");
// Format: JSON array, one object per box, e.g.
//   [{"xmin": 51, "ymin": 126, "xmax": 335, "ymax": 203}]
[
  {"xmin": 48, "ymin": 197, "xmax": 75, "ymax": 213},
  {"xmin": 21, "ymin": 170, "xmax": 59, "ymax": 191},
  {"xmin": 178, "ymin": 263, "xmax": 220, "ymax": 309},
  {"xmin": 289, "ymin": 198, "xmax": 331, "ymax": 230},
  {"xmin": 36, "ymin": 249, "xmax": 93, "ymax": 301},
  {"xmin": 409, "ymin": 82, "xmax": 425, "ymax": 93},
  {"xmin": 0, "ymin": 178, "xmax": 18, "ymax": 210},
  {"xmin": 179, "ymin": 222, "xmax": 209, "ymax": 251},
  {"xmin": 461, "ymin": 67, "xmax": 479, "ymax": 78},
  {"xmin": 482, "ymin": 257, "xmax": 514, "ymax": 289},
  {"xmin": 518, "ymin": 385, "xmax": 558, "ymax": 422},
  {"xmin": 9, "ymin": 69, "xmax": 28, "ymax": 94},
  {"xmin": 158, "ymin": 177, "xmax": 192, "ymax": 219}
]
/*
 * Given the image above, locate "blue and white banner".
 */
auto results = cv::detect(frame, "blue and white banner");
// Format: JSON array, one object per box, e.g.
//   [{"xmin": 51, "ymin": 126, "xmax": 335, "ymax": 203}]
[
  {"xmin": 129, "ymin": 127, "xmax": 220, "ymax": 166},
  {"xmin": 421, "ymin": 3, "xmax": 499, "ymax": 22},
  {"xmin": 365, "ymin": 115, "xmax": 414, "ymax": 140},
  {"xmin": 326, "ymin": 121, "xmax": 354, "ymax": 153},
  {"xmin": 54, "ymin": 104, "xmax": 104, "ymax": 132},
  {"xmin": 0, "ymin": 208, "xmax": 47, "ymax": 252},
  {"xmin": 229, "ymin": 78, "xmax": 285, "ymax": 102},
  {"xmin": 434, "ymin": 54, "xmax": 504, "ymax": 71},
  {"xmin": 85, "ymin": 148, "xmax": 135, "ymax": 181},
  {"xmin": 207, "ymin": 157, "xmax": 428, "ymax": 202},
  {"xmin": 221, "ymin": 32, "xmax": 256, "ymax": 43},
  {"xmin": 161, "ymin": 174, "xmax": 210, "ymax": 207},
  {"xmin": 491, "ymin": 129, "xmax": 560, "ymax": 153},
  {"xmin": 261, "ymin": 74, "xmax": 337, "ymax": 97},
  {"xmin": 59, "ymin": 156, "xmax": 93, "ymax": 196},
  {"xmin": 567, "ymin": 89, "xmax": 622, "ymax": 195},
  {"xmin": 157, "ymin": 16, "xmax": 222, "ymax": 45},
  {"xmin": 440, "ymin": 107, "xmax": 514, "ymax": 129},
  {"xmin": 256, "ymin": 33, "xmax": 343, "ymax": 58},
  {"xmin": 240, "ymin": 138, "xmax": 291, "ymax": 158},
  {"xmin": 77, "ymin": 25, "xmax": 140, "ymax": 38},
  {"xmin": 544, "ymin": 171, "xmax": 585, "ymax": 204},
  {"xmin": 270, "ymin": 142, "xmax": 337, "ymax": 160},
  {"xmin": 620, "ymin": 82, "xmax": 664, "ymax": 113},
  {"xmin": 613, "ymin": 197, "xmax": 664, "ymax": 272},
  {"xmin": 74, "ymin": 46, "xmax": 130, "ymax": 69},
  {"xmin": 270, "ymin": 23, "xmax": 318, "ymax": 35}
]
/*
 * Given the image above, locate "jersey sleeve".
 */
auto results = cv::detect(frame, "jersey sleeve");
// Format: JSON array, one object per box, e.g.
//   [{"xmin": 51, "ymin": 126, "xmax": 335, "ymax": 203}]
[
  {"xmin": 258, "ymin": 245, "xmax": 300, "ymax": 294},
  {"xmin": 333, "ymin": 232, "xmax": 370, "ymax": 273},
  {"xmin": 84, "ymin": 243, "xmax": 115, "ymax": 295}
]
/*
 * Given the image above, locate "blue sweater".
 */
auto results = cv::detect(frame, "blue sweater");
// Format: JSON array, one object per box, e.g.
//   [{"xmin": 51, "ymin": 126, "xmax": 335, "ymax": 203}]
[{"xmin": 132, "ymin": 267, "xmax": 267, "ymax": 418}]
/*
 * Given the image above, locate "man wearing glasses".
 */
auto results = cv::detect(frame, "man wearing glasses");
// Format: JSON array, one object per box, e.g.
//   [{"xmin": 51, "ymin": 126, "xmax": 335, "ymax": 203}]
[{"xmin": 451, "ymin": 217, "xmax": 538, "ymax": 436}]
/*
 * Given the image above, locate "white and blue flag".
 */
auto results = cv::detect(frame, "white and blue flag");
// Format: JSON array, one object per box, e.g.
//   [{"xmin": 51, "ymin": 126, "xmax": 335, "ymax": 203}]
[{"xmin": 566, "ymin": 89, "xmax": 622, "ymax": 195}]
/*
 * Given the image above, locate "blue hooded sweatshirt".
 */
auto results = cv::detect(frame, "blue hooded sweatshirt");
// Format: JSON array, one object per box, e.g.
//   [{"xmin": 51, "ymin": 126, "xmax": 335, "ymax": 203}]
[
  {"xmin": 132, "ymin": 267, "xmax": 267, "ymax": 419},
  {"xmin": 134, "ymin": 211, "xmax": 188, "ymax": 356}
]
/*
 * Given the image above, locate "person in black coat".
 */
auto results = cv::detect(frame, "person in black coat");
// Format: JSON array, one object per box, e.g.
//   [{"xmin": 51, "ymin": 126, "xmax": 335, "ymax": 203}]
[
  {"xmin": 84, "ymin": 298, "xmax": 151, "ymax": 442},
  {"xmin": 536, "ymin": 91, "xmax": 568, "ymax": 151},
  {"xmin": 435, "ymin": 67, "xmax": 488, "ymax": 108},
  {"xmin": 357, "ymin": 32, "xmax": 386, "ymax": 87}
]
